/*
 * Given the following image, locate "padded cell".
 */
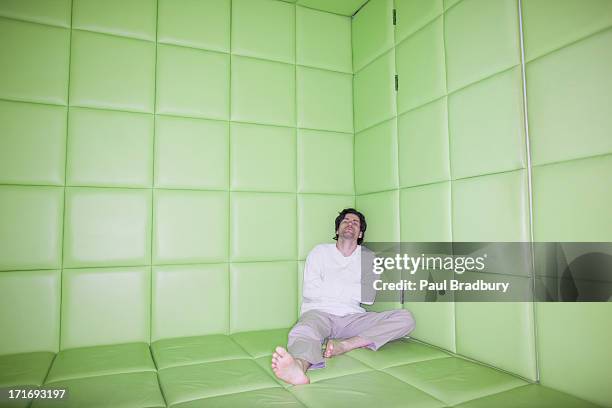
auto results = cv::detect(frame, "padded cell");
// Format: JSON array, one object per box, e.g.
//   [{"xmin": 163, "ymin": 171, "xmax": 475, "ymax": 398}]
[
  {"xmin": 66, "ymin": 107, "xmax": 153, "ymax": 188},
  {"xmin": 231, "ymin": 0, "xmax": 295, "ymax": 64},
  {"xmin": 72, "ymin": 0, "xmax": 156, "ymax": 41},
  {"xmin": 454, "ymin": 384, "xmax": 604, "ymax": 408},
  {"xmin": 444, "ymin": 0, "xmax": 520, "ymax": 92},
  {"xmin": 0, "ymin": 186, "xmax": 63, "ymax": 271},
  {"xmin": 230, "ymin": 328, "xmax": 291, "ymax": 358},
  {"xmin": 452, "ymin": 170, "xmax": 530, "ymax": 241},
  {"xmin": 398, "ymin": 98, "xmax": 450, "ymax": 188},
  {"xmin": 173, "ymin": 387, "xmax": 302, "ymax": 408},
  {"xmin": 297, "ymin": 0, "xmax": 367, "ymax": 17},
  {"xmin": 348, "ymin": 339, "xmax": 449, "ymax": 369},
  {"xmin": 400, "ymin": 182, "xmax": 451, "ymax": 242},
  {"xmin": 231, "ymin": 56, "xmax": 296, "ymax": 127},
  {"xmin": 355, "ymin": 119, "xmax": 399, "ymax": 194},
  {"xmin": 297, "ymin": 66, "xmax": 353, "ymax": 133},
  {"xmin": 0, "ymin": 100, "xmax": 66, "ymax": 185},
  {"xmin": 353, "ymin": 50, "xmax": 397, "ymax": 132},
  {"xmin": 152, "ymin": 265, "xmax": 230, "ymax": 341},
  {"xmin": 532, "ymin": 155, "xmax": 612, "ymax": 241},
  {"xmin": 157, "ymin": 0, "xmax": 230, "ymax": 52},
  {"xmin": 527, "ymin": 29, "xmax": 612, "ymax": 166},
  {"xmin": 230, "ymin": 123, "xmax": 296, "ymax": 193},
  {"xmin": 449, "ymin": 66, "xmax": 526, "ymax": 179},
  {"xmin": 46, "ymin": 343, "xmax": 155, "ymax": 383},
  {"xmin": 0, "ymin": 18, "xmax": 69, "ymax": 104},
  {"xmin": 230, "ymin": 192, "xmax": 296, "ymax": 261},
  {"xmin": 61, "ymin": 267, "xmax": 150, "ymax": 349},
  {"xmin": 33, "ymin": 371, "xmax": 165, "ymax": 408},
  {"xmin": 151, "ymin": 334, "xmax": 249, "ymax": 370},
  {"xmin": 156, "ymin": 44, "xmax": 229, "ymax": 120},
  {"xmin": 0, "ymin": 352, "xmax": 54, "ymax": 387},
  {"xmin": 63, "ymin": 188, "xmax": 151, "ymax": 268},
  {"xmin": 396, "ymin": 16, "xmax": 446, "ymax": 114},
  {"xmin": 296, "ymin": 6, "xmax": 352, "ymax": 73},
  {"xmin": 0, "ymin": 270, "xmax": 60, "ymax": 355},
  {"xmin": 403, "ymin": 302, "xmax": 455, "ymax": 352},
  {"xmin": 158, "ymin": 359, "xmax": 279, "ymax": 406},
  {"xmin": 230, "ymin": 262, "xmax": 297, "ymax": 333},
  {"xmin": 351, "ymin": 0, "xmax": 394, "ymax": 72},
  {"xmin": 154, "ymin": 115, "xmax": 229, "ymax": 190},
  {"xmin": 355, "ymin": 190, "xmax": 400, "ymax": 242},
  {"xmin": 69, "ymin": 30, "xmax": 155, "ymax": 112},
  {"xmin": 298, "ymin": 194, "xmax": 355, "ymax": 260},
  {"xmin": 395, "ymin": 0, "xmax": 443, "ymax": 44},
  {"xmin": 455, "ymin": 302, "xmax": 537, "ymax": 380},
  {"xmin": 153, "ymin": 190, "xmax": 228, "ymax": 264},
  {"xmin": 298, "ymin": 129, "xmax": 354, "ymax": 194},
  {"xmin": 290, "ymin": 370, "xmax": 445, "ymax": 408},
  {"xmin": 522, "ymin": 0, "xmax": 612, "ymax": 61},
  {"xmin": 384, "ymin": 357, "xmax": 527, "ymax": 406},
  {"xmin": 0, "ymin": 0, "xmax": 71, "ymax": 27}
]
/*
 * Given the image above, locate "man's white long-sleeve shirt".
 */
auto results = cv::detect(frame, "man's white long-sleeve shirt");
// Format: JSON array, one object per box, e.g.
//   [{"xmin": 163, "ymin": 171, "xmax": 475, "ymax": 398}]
[{"xmin": 300, "ymin": 243, "xmax": 375, "ymax": 317}]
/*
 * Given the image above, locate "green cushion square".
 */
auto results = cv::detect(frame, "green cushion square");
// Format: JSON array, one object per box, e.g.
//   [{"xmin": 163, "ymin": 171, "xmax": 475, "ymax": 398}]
[
  {"xmin": 72, "ymin": 0, "xmax": 156, "ymax": 41},
  {"xmin": 156, "ymin": 44, "xmax": 229, "ymax": 120},
  {"xmin": 400, "ymin": 182, "xmax": 451, "ymax": 242},
  {"xmin": 153, "ymin": 190, "xmax": 228, "ymax": 264},
  {"xmin": 158, "ymin": 0, "xmax": 230, "ymax": 52},
  {"xmin": 230, "ymin": 123, "xmax": 296, "ymax": 193},
  {"xmin": 296, "ymin": 6, "xmax": 351, "ymax": 73},
  {"xmin": 152, "ymin": 266, "xmax": 230, "ymax": 341},
  {"xmin": 351, "ymin": 0, "xmax": 394, "ymax": 72},
  {"xmin": 297, "ymin": 66, "xmax": 353, "ymax": 133},
  {"xmin": 0, "ymin": 270, "xmax": 60, "ymax": 355},
  {"xmin": 230, "ymin": 328, "xmax": 291, "ymax": 358},
  {"xmin": 0, "ymin": 0, "xmax": 71, "ymax": 27},
  {"xmin": 395, "ymin": 0, "xmax": 443, "ymax": 44},
  {"xmin": 231, "ymin": 56, "xmax": 296, "ymax": 127},
  {"xmin": 444, "ymin": 0, "xmax": 520, "ymax": 91},
  {"xmin": 348, "ymin": 338, "xmax": 450, "ymax": 369},
  {"xmin": 158, "ymin": 359, "xmax": 279, "ymax": 406},
  {"xmin": 0, "ymin": 101, "xmax": 66, "ymax": 185},
  {"xmin": 0, "ymin": 352, "xmax": 55, "ymax": 387},
  {"xmin": 297, "ymin": 0, "xmax": 366, "ymax": 16},
  {"xmin": 152, "ymin": 335, "xmax": 249, "ymax": 370},
  {"xmin": 355, "ymin": 190, "xmax": 400, "ymax": 242},
  {"xmin": 230, "ymin": 262, "xmax": 298, "ymax": 333},
  {"xmin": 449, "ymin": 67, "xmax": 526, "ymax": 179},
  {"xmin": 230, "ymin": 192, "xmax": 296, "ymax": 261},
  {"xmin": 173, "ymin": 387, "xmax": 302, "ymax": 408},
  {"xmin": 396, "ymin": 17, "xmax": 446, "ymax": 114},
  {"xmin": 398, "ymin": 98, "xmax": 450, "ymax": 188},
  {"xmin": 384, "ymin": 357, "xmax": 527, "ymax": 406},
  {"xmin": 355, "ymin": 119, "xmax": 399, "ymax": 194},
  {"xmin": 66, "ymin": 107, "xmax": 153, "ymax": 188},
  {"xmin": 231, "ymin": 0, "xmax": 295, "ymax": 64},
  {"xmin": 61, "ymin": 267, "xmax": 150, "ymax": 349},
  {"xmin": 298, "ymin": 194, "xmax": 355, "ymax": 260},
  {"xmin": 354, "ymin": 50, "xmax": 397, "ymax": 132},
  {"xmin": 63, "ymin": 188, "xmax": 151, "ymax": 268},
  {"xmin": 298, "ymin": 129, "xmax": 354, "ymax": 194},
  {"xmin": 0, "ymin": 186, "xmax": 63, "ymax": 271},
  {"xmin": 46, "ymin": 343, "xmax": 155, "ymax": 383},
  {"xmin": 0, "ymin": 19, "xmax": 69, "ymax": 104},
  {"xmin": 154, "ymin": 115, "xmax": 229, "ymax": 189},
  {"xmin": 69, "ymin": 30, "xmax": 155, "ymax": 112}
]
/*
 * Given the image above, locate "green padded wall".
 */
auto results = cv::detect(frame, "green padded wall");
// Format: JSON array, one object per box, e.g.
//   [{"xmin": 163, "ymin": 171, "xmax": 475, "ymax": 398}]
[{"xmin": 0, "ymin": 0, "xmax": 354, "ymax": 353}]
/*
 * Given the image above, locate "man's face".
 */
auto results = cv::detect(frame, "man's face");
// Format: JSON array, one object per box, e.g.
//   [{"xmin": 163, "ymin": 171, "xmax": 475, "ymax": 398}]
[{"xmin": 337, "ymin": 213, "xmax": 362, "ymax": 242}]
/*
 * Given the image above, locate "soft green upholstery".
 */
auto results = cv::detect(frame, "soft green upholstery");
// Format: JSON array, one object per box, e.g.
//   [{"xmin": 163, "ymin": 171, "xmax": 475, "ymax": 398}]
[{"xmin": 0, "ymin": 0, "xmax": 610, "ymax": 407}]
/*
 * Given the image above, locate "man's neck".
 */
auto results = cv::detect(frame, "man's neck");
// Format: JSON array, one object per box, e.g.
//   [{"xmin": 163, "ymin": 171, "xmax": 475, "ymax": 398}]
[{"xmin": 336, "ymin": 239, "xmax": 358, "ymax": 257}]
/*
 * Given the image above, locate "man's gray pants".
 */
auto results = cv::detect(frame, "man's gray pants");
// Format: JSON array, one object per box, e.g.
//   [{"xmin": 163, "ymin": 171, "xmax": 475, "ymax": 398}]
[{"xmin": 287, "ymin": 309, "xmax": 416, "ymax": 369}]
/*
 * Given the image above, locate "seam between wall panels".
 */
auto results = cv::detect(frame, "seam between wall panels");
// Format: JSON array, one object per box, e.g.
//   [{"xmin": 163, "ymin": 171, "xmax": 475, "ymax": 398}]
[
  {"xmin": 294, "ymin": 3, "xmax": 299, "ymax": 321},
  {"xmin": 228, "ymin": 0, "xmax": 232, "ymax": 336},
  {"xmin": 517, "ymin": 0, "xmax": 540, "ymax": 383}
]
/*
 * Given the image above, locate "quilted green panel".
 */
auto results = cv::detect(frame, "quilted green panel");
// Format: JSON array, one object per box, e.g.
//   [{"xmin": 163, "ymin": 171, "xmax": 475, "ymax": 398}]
[
  {"xmin": 151, "ymin": 335, "xmax": 249, "ymax": 370},
  {"xmin": 0, "ymin": 0, "xmax": 71, "ymax": 27},
  {"xmin": 72, "ymin": 0, "xmax": 156, "ymax": 41},
  {"xmin": 395, "ymin": 0, "xmax": 443, "ymax": 44},
  {"xmin": 0, "ymin": 186, "xmax": 63, "ymax": 271},
  {"xmin": 351, "ymin": 0, "xmax": 394, "ymax": 72},
  {"xmin": 403, "ymin": 302, "xmax": 455, "ymax": 352},
  {"xmin": 152, "ymin": 265, "xmax": 230, "ymax": 341},
  {"xmin": 354, "ymin": 118, "xmax": 399, "ymax": 194},
  {"xmin": 297, "ymin": 0, "xmax": 367, "ymax": 16},
  {"xmin": 230, "ymin": 328, "xmax": 291, "ymax": 358},
  {"xmin": 355, "ymin": 190, "xmax": 400, "ymax": 242},
  {"xmin": 400, "ymin": 182, "xmax": 452, "ymax": 242},
  {"xmin": 0, "ymin": 271, "xmax": 60, "ymax": 355},
  {"xmin": 173, "ymin": 387, "xmax": 303, "ymax": 408},
  {"xmin": 0, "ymin": 352, "xmax": 54, "ymax": 386},
  {"xmin": 348, "ymin": 339, "xmax": 449, "ymax": 369},
  {"xmin": 0, "ymin": 101, "xmax": 66, "ymax": 185}
]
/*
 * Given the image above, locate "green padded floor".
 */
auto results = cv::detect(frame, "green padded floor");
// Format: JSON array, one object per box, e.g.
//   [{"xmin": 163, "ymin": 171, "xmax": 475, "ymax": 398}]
[{"xmin": 0, "ymin": 330, "xmax": 603, "ymax": 407}]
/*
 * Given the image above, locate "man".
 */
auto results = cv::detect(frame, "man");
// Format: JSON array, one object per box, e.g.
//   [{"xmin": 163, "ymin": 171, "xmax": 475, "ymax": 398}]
[{"xmin": 271, "ymin": 208, "xmax": 415, "ymax": 385}]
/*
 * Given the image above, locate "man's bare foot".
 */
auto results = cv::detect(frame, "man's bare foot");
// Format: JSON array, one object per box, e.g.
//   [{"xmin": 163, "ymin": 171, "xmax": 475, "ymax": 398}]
[
  {"xmin": 323, "ymin": 339, "xmax": 348, "ymax": 358},
  {"xmin": 271, "ymin": 347, "xmax": 309, "ymax": 385}
]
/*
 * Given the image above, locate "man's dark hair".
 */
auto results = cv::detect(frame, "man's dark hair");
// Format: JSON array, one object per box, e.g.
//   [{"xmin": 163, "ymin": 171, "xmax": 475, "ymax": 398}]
[{"xmin": 334, "ymin": 208, "xmax": 367, "ymax": 245}]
